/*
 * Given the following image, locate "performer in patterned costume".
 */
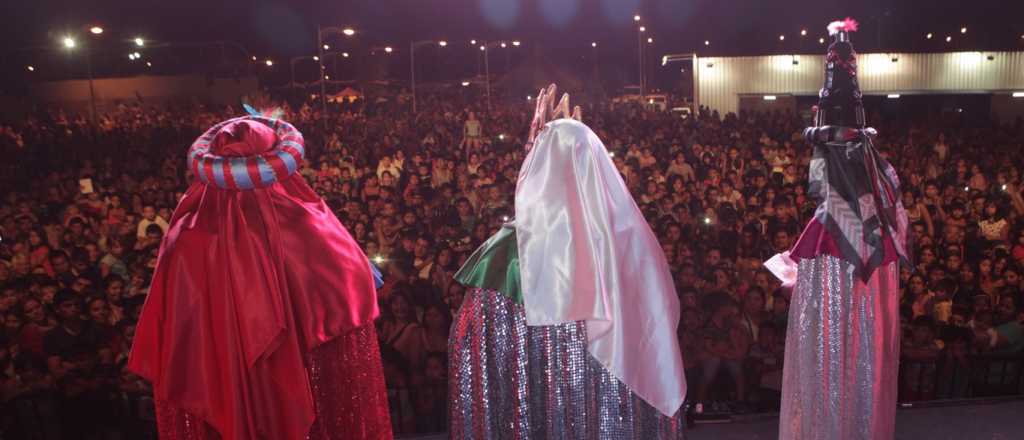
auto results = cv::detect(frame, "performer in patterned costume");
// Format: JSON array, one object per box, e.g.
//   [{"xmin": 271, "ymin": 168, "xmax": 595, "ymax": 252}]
[
  {"xmin": 448, "ymin": 85, "xmax": 687, "ymax": 439},
  {"xmin": 766, "ymin": 19, "xmax": 910, "ymax": 440},
  {"xmin": 129, "ymin": 112, "xmax": 392, "ymax": 440}
]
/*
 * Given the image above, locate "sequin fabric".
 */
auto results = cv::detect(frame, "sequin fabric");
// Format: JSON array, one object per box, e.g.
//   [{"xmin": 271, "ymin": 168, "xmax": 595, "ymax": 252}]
[
  {"xmin": 155, "ymin": 323, "xmax": 392, "ymax": 440},
  {"xmin": 449, "ymin": 288, "xmax": 685, "ymax": 439},
  {"xmin": 156, "ymin": 400, "xmax": 217, "ymax": 440},
  {"xmin": 780, "ymin": 255, "xmax": 900, "ymax": 440}
]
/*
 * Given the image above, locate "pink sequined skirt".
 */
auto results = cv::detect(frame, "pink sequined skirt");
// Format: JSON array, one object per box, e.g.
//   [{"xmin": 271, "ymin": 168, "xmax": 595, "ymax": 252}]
[
  {"xmin": 779, "ymin": 255, "xmax": 900, "ymax": 440},
  {"xmin": 155, "ymin": 324, "xmax": 392, "ymax": 440},
  {"xmin": 449, "ymin": 289, "xmax": 686, "ymax": 439}
]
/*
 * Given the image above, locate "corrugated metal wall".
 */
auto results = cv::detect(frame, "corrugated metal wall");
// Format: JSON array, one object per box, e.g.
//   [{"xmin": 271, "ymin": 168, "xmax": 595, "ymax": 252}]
[{"xmin": 696, "ymin": 51, "xmax": 1024, "ymax": 115}]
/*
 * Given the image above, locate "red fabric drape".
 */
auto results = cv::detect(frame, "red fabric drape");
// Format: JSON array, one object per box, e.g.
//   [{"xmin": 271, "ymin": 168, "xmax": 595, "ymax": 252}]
[
  {"xmin": 155, "ymin": 324, "xmax": 392, "ymax": 440},
  {"xmin": 129, "ymin": 121, "xmax": 382, "ymax": 439}
]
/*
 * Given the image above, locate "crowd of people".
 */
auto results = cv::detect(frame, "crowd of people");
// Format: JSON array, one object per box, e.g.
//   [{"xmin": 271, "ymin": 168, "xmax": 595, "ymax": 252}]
[{"xmin": 1, "ymin": 89, "xmax": 1023, "ymax": 437}]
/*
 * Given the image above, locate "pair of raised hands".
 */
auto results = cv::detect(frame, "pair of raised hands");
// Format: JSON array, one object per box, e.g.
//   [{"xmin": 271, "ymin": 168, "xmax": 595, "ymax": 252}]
[{"xmin": 525, "ymin": 84, "xmax": 581, "ymax": 152}]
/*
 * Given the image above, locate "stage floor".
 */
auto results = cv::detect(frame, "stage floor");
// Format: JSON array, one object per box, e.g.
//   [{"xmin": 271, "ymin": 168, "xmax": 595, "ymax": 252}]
[
  {"xmin": 688, "ymin": 399, "xmax": 1024, "ymax": 440},
  {"xmin": 407, "ymin": 398, "xmax": 1023, "ymax": 439}
]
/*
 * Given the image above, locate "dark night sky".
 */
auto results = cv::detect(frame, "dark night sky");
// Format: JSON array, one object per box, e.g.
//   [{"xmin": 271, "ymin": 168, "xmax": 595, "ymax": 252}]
[
  {"xmin": 1, "ymin": 0, "xmax": 1020, "ymax": 88},
  {"xmin": 4, "ymin": 0, "xmax": 1018, "ymax": 55}
]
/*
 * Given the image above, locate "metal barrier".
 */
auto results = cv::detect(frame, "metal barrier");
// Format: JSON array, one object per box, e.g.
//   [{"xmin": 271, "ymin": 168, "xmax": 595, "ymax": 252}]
[
  {"xmin": 899, "ymin": 352, "xmax": 1024, "ymax": 402},
  {"xmin": 387, "ymin": 383, "xmax": 449, "ymax": 437}
]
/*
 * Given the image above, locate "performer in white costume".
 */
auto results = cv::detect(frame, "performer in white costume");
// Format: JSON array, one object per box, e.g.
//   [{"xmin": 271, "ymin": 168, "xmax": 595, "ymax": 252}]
[{"xmin": 448, "ymin": 85, "xmax": 687, "ymax": 439}]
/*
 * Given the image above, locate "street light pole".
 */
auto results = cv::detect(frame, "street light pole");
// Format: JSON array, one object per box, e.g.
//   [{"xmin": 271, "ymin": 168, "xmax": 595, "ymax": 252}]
[
  {"xmin": 638, "ymin": 26, "xmax": 645, "ymax": 98},
  {"xmin": 484, "ymin": 44, "xmax": 491, "ymax": 111},
  {"xmin": 316, "ymin": 26, "xmax": 356, "ymax": 125},
  {"xmin": 290, "ymin": 55, "xmax": 318, "ymax": 89},
  {"xmin": 410, "ymin": 40, "xmax": 439, "ymax": 114},
  {"xmin": 403, "ymin": 40, "xmax": 411, "ymax": 113},
  {"xmin": 317, "ymin": 25, "xmax": 327, "ymax": 126},
  {"xmin": 62, "ymin": 34, "xmax": 97, "ymax": 126},
  {"xmin": 86, "ymin": 45, "xmax": 97, "ymax": 127}
]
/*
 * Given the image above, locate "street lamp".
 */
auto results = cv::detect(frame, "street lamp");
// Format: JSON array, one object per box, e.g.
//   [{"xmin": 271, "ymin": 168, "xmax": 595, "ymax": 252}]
[
  {"xmin": 317, "ymin": 25, "xmax": 357, "ymax": 122},
  {"xmin": 134, "ymin": 37, "xmax": 145, "ymax": 47},
  {"xmin": 26, "ymin": 65, "xmax": 34, "ymax": 72},
  {"xmin": 410, "ymin": 40, "xmax": 447, "ymax": 113},
  {"xmin": 476, "ymin": 40, "xmax": 517, "ymax": 110},
  {"xmin": 265, "ymin": 59, "xmax": 273, "ymax": 67},
  {"xmin": 637, "ymin": 21, "xmax": 646, "ymax": 97},
  {"xmin": 289, "ymin": 55, "xmax": 321, "ymax": 87},
  {"xmin": 384, "ymin": 46, "xmax": 393, "ymax": 53},
  {"xmin": 62, "ymin": 33, "xmax": 97, "ymax": 126},
  {"xmin": 661, "ymin": 53, "xmax": 698, "ymax": 112}
]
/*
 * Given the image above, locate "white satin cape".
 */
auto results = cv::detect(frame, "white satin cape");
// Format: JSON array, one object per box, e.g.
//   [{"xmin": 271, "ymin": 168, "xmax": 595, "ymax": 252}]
[{"xmin": 514, "ymin": 119, "xmax": 686, "ymax": 417}]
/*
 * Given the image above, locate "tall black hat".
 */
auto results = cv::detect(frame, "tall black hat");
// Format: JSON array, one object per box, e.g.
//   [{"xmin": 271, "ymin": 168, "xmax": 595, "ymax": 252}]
[{"xmin": 816, "ymin": 18, "xmax": 863, "ymax": 128}]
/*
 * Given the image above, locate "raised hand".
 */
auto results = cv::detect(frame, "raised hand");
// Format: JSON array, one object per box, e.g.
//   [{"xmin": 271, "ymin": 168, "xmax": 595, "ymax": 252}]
[{"xmin": 525, "ymin": 83, "xmax": 581, "ymax": 152}]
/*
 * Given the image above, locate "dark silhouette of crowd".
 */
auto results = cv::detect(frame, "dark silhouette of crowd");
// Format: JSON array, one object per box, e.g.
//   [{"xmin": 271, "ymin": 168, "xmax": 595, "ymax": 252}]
[{"xmin": 1, "ymin": 89, "xmax": 1022, "ymax": 438}]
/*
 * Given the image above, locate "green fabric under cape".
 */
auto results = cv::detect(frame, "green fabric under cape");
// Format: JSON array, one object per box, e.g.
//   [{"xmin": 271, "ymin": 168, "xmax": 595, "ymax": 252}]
[{"xmin": 453, "ymin": 225, "xmax": 523, "ymax": 304}]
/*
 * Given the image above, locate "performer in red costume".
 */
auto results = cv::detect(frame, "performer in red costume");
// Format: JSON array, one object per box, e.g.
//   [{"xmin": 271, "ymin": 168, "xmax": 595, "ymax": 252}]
[{"xmin": 128, "ymin": 112, "xmax": 392, "ymax": 440}]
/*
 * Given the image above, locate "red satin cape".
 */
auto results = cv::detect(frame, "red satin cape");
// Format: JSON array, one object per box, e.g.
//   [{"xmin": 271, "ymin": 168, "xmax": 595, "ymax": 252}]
[{"xmin": 128, "ymin": 174, "xmax": 381, "ymax": 440}]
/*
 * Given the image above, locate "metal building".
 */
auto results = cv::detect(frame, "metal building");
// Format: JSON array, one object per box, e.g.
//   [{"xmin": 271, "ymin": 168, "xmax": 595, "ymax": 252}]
[{"xmin": 694, "ymin": 51, "xmax": 1024, "ymax": 116}]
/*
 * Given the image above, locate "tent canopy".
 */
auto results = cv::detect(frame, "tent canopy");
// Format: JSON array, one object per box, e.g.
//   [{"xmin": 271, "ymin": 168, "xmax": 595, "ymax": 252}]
[{"xmin": 327, "ymin": 87, "xmax": 363, "ymax": 103}]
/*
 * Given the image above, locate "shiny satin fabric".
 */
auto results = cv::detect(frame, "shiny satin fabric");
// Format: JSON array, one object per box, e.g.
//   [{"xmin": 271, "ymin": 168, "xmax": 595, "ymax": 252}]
[
  {"xmin": 449, "ymin": 288, "xmax": 686, "ymax": 439},
  {"xmin": 155, "ymin": 324, "xmax": 392, "ymax": 440},
  {"xmin": 514, "ymin": 119, "xmax": 686, "ymax": 417},
  {"xmin": 779, "ymin": 255, "xmax": 900, "ymax": 440},
  {"xmin": 129, "ymin": 173, "xmax": 382, "ymax": 440},
  {"xmin": 455, "ymin": 225, "xmax": 523, "ymax": 303}
]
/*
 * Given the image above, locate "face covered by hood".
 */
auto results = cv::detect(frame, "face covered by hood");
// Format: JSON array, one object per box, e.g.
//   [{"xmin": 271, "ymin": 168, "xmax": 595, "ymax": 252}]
[{"xmin": 514, "ymin": 118, "xmax": 686, "ymax": 417}]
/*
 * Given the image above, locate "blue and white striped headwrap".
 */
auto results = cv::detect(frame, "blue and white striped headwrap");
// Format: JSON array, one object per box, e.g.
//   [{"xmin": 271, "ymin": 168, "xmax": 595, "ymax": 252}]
[{"xmin": 187, "ymin": 115, "xmax": 305, "ymax": 190}]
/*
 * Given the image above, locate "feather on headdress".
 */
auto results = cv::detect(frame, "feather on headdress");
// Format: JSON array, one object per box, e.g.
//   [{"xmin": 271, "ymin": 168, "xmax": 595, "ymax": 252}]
[
  {"xmin": 827, "ymin": 17, "xmax": 859, "ymax": 36},
  {"xmin": 243, "ymin": 103, "xmax": 284, "ymax": 121}
]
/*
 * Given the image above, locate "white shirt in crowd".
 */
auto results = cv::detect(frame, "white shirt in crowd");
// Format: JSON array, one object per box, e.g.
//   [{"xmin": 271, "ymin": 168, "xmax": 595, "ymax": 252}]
[{"xmin": 137, "ymin": 217, "xmax": 169, "ymax": 239}]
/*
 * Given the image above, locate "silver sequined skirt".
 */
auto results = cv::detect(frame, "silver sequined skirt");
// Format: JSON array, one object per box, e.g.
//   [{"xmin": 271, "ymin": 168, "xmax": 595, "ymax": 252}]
[
  {"xmin": 780, "ymin": 255, "xmax": 900, "ymax": 440},
  {"xmin": 449, "ymin": 288, "xmax": 686, "ymax": 440}
]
